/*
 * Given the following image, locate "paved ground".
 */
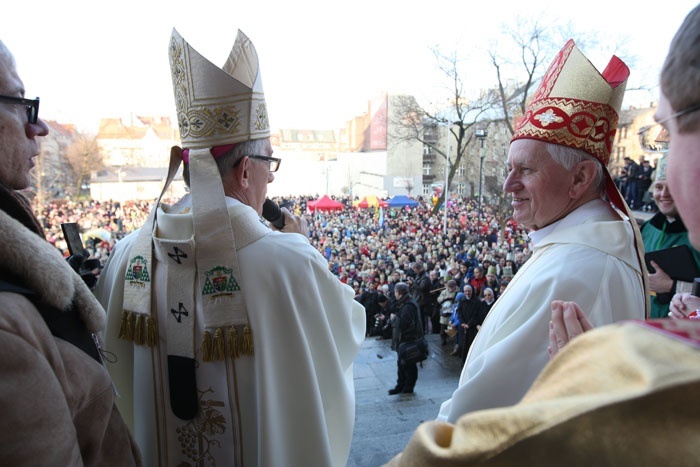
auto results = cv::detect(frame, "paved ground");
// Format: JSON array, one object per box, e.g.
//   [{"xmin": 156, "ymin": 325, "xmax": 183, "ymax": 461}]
[{"xmin": 347, "ymin": 333, "xmax": 462, "ymax": 467}]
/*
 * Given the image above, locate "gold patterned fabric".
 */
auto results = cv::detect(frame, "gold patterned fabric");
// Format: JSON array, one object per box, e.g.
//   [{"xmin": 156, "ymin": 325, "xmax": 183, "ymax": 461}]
[
  {"xmin": 386, "ymin": 319, "xmax": 700, "ymax": 466},
  {"xmin": 512, "ymin": 39, "xmax": 628, "ymax": 165},
  {"xmin": 168, "ymin": 29, "xmax": 270, "ymax": 149}
]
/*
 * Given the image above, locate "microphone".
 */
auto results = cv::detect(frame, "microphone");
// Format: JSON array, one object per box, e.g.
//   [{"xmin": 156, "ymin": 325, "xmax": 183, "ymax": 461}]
[{"xmin": 262, "ymin": 199, "xmax": 286, "ymax": 230}]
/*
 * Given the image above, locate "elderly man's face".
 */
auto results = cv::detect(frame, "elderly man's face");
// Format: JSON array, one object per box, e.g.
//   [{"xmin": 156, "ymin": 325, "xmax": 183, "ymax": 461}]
[
  {"xmin": 504, "ymin": 139, "xmax": 581, "ymax": 230},
  {"xmin": 0, "ymin": 43, "xmax": 49, "ymax": 189},
  {"xmin": 662, "ymin": 93, "xmax": 700, "ymax": 249},
  {"xmin": 243, "ymin": 139, "xmax": 275, "ymax": 214}
]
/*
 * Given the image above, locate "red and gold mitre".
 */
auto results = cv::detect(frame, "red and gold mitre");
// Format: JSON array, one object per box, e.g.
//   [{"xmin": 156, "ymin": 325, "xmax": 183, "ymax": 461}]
[{"xmin": 512, "ymin": 39, "xmax": 629, "ymax": 166}]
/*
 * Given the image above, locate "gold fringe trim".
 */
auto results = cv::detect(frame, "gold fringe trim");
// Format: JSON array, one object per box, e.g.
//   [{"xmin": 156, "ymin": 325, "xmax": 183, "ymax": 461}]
[
  {"xmin": 126, "ymin": 312, "xmax": 136, "ymax": 342},
  {"xmin": 241, "ymin": 324, "xmax": 254, "ymax": 356},
  {"xmin": 134, "ymin": 314, "xmax": 145, "ymax": 346},
  {"xmin": 118, "ymin": 311, "xmax": 128, "ymax": 340},
  {"xmin": 212, "ymin": 328, "xmax": 225, "ymax": 361},
  {"xmin": 118, "ymin": 311, "xmax": 158, "ymax": 348},
  {"xmin": 229, "ymin": 326, "xmax": 239, "ymax": 359},
  {"xmin": 146, "ymin": 316, "xmax": 158, "ymax": 347},
  {"xmin": 201, "ymin": 325, "xmax": 254, "ymax": 362},
  {"xmin": 201, "ymin": 330, "xmax": 213, "ymax": 362}
]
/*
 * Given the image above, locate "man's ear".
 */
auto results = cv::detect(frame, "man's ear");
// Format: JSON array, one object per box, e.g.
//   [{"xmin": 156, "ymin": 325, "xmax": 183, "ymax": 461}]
[
  {"xmin": 223, "ymin": 156, "xmax": 249, "ymax": 189},
  {"xmin": 237, "ymin": 156, "xmax": 251, "ymax": 188},
  {"xmin": 569, "ymin": 160, "xmax": 598, "ymax": 198}
]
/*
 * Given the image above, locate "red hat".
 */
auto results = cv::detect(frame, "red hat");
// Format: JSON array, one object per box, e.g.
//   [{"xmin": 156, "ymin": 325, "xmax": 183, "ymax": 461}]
[{"xmin": 512, "ymin": 39, "xmax": 629, "ymax": 164}]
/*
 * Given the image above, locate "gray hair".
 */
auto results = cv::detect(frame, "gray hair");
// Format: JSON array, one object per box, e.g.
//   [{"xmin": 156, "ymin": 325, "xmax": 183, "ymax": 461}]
[
  {"xmin": 545, "ymin": 143, "xmax": 606, "ymax": 194},
  {"xmin": 395, "ymin": 282, "xmax": 409, "ymax": 297},
  {"xmin": 182, "ymin": 138, "xmax": 270, "ymax": 186}
]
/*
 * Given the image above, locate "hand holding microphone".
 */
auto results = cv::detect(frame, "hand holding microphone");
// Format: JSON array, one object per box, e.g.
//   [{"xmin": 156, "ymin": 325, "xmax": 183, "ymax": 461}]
[
  {"xmin": 263, "ymin": 199, "xmax": 309, "ymax": 237},
  {"xmin": 262, "ymin": 199, "xmax": 285, "ymax": 229}
]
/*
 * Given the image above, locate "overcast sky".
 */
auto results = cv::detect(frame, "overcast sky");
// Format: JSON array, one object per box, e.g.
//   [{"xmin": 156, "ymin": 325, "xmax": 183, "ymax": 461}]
[{"xmin": 2, "ymin": 0, "xmax": 696, "ymax": 133}]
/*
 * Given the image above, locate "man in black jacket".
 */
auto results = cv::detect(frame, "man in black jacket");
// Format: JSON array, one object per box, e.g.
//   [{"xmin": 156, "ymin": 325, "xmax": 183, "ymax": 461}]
[
  {"xmin": 389, "ymin": 282, "xmax": 425, "ymax": 395},
  {"xmin": 409, "ymin": 262, "xmax": 432, "ymax": 332}
]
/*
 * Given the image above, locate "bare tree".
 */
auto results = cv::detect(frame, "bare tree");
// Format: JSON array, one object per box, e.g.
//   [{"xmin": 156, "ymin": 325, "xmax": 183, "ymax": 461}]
[
  {"xmin": 64, "ymin": 134, "xmax": 105, "ymax": 199},
  {"xmin": 390, "ymin": 48, "xmax": 498, "ymax": 215}
]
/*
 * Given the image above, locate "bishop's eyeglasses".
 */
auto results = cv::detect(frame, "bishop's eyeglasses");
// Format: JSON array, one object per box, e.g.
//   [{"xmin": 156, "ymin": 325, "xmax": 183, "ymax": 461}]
[
  {"xmin": 0, "ymin": 95, "xmax": 40, "ymax": 124},
  {"xmin": 247, "ymin": 155, "xmax": 281, "ymax": 173}
]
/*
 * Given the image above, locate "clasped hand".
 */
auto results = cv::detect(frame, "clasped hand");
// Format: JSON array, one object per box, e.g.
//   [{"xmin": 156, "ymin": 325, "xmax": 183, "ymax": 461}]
[{"xmin": 547, "ymin": 300, "xmax": 593, "ymax": 359}]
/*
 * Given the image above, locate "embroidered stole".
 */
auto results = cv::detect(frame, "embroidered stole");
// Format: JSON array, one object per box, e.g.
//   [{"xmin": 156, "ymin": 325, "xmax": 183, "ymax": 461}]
[{"xmin": 120, "ymin": 146, "xmax": 268, "ymax": 420}]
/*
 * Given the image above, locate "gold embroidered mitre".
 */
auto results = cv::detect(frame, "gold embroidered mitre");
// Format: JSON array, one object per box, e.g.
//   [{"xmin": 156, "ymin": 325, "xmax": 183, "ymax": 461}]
[
  {"xmin": 168, "ymin": 28, "xmax": 270, "ymax": 148},
  {"xmin": 512, "ymin": 39, "xmax": 629, "ymax": 166}
]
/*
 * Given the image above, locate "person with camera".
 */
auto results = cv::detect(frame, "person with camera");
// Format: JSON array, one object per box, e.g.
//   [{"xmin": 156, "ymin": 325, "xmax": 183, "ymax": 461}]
[{"xmin": 389, "ymin": 282, "xmax": 426, "ymax": 396}]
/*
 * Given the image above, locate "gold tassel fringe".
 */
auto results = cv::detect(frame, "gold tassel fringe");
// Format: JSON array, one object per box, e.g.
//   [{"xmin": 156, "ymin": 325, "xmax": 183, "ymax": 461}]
[
  {"xmin": 201, "ymin": 330, "xmax": 213, "ymax": 362},
  {"xmin": 118, "ymin": 311, "xmax": 129, "ymax": 340},
  {"xmin": 229, "ymin": 326, "xmax": 239, "ymax": 359},
  {"xmin": 146, "ymin": 316, "xmax": 158, "ymax": 347},
  {"xmin": 213, "ymin": 328, "xmax": 225, "ymax": 361},
  {"xmin": 241, "ymin": 324, "xmax": 254, "ymax": 356},
  {"xmin": 118, "ymin": 311, "xmax": 158, "ymax": 347},
  {"xmin": 125, "ymin": 312, "xmax": 136, "ymax": 342},
  {"xmin": 134, "ymin": 314, "xmax": 145, "ymax": 346},
  {"xmin": 201, "ymin": 324, "xmax": 255, "ymax": 363}
]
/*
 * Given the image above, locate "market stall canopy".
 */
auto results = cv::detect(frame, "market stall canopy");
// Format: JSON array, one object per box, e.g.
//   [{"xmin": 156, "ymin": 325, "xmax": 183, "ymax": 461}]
[
  {"xmin": 308, "ymin": 194, "xmax": 345, "ymax": 212},
  {"xmin": 387, "ymin": 195, "xmax": 419, "ymax": 207},
  {"xmin": 354, "ymin": 195, "xmax": 388, "ymax": 209}
]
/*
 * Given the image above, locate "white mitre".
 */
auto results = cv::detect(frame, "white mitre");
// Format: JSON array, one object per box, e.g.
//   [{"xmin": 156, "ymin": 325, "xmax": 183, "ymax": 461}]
[{"xmin": 168, "ymin": 28, "xmax": 270, "ymax": 149}]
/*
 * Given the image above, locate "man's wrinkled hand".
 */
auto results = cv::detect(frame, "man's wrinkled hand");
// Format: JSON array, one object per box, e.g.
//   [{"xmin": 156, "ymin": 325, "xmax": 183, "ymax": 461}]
[{"xmin": 278, "ymin": 207, "xmax": 309, "ymax": 238}]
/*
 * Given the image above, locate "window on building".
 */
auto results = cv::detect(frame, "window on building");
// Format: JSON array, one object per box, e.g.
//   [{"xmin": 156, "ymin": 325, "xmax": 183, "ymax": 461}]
[
  {"xmin": 423, "ymin": 164, "xmax": 431, "ymax": 176},
  {"xmin": 422, "ymin": 184, "xmax": 431, "ymax": 196},
  {"xmin": 456, "ymin": 183, "xmax": 466, "ymax": 195},
  {"xmin": 457, "ymin": 164, "xmax": 466, "ymax": 176}
]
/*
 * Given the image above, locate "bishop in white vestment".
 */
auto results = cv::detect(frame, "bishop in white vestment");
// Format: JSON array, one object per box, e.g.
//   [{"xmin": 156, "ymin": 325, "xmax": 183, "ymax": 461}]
[
  {"xmin": 95, "ymin": 29, "xmax": 365, "ymax": 467},
  {"xmin": 439, "ymin": 39, "xmax": 648, "ymax": 422}
]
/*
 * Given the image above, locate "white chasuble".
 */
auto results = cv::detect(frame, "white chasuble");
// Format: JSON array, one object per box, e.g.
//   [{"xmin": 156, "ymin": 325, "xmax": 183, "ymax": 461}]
[
  {"xmin": 96, "ymin": 199, "xmax": 366, "ymax": 466},
  {"xmin": 439, "ymin": 200, "xmax": 645, "ymax": 422}
]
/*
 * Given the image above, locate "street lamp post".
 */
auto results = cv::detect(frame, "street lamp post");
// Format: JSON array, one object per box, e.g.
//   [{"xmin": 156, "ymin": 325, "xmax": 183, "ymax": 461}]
[{"xmin": 475, "ymin": 129, "xmax": 488, "ymax": 240}]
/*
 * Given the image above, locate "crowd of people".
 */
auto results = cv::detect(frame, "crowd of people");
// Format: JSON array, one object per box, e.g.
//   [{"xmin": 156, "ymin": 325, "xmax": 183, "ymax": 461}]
[
  {"xmin": 34, "ymin": 193, "xmax": 532, "ymax": 339},
  {"xmin": 5, "ymin": 2, "xmax": 700, "ymax": 464},
  {"xmin": 35, "ymin": 192, "xmax": 531, "ymax": 387}
]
